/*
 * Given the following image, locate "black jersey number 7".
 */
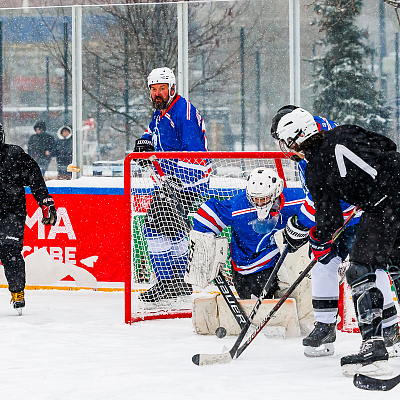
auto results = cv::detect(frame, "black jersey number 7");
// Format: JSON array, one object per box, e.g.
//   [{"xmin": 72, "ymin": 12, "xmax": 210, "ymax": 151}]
[{"xmin": 334, "ymin": 144, "xmax": 377, "ymax": 179}]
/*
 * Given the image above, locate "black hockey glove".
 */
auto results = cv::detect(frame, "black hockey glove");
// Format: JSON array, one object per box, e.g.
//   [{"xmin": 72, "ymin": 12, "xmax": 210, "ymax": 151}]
[
  {"xmin": 309, "ymin": 226, "xmax": 338, "ymax": 265},
  {"xmin": 134, "ymin": 138, "xmax": 155, "ymax": 168},
  {"xmin": 40, "ymin": 197, "xmax": 57, "ymax": 226},
  {"xmin": 282, "ymin": 215, "xmax": 309, "ymax": 253}
]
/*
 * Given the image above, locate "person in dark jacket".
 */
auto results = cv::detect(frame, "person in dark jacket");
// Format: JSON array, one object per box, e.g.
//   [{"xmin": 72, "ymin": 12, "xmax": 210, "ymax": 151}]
[
  {"xmin": 27, "ymin": 120, "xmax": 55, "ymax": 177},
  {"xmin": 272, "ymin": 106, "xmax": 399, "ymax": 376},
  {"xmin": 55, "ymin": 125, "xmax": 72, "ymax": 180},
  {"xmin": 0, "ymin": 122, "xmax": 57, "ymax": 314}
]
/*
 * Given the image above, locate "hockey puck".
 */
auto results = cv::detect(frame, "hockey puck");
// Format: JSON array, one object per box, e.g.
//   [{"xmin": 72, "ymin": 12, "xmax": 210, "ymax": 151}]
[{"xmin": 215, "ymin": 327, "xmax": 227, "ymax": 338}]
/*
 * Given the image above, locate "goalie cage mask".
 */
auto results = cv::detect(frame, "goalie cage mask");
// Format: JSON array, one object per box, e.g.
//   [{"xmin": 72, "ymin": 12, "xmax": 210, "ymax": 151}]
[{"xmin": 246, "ymin": 167, "xmax": 284, "ymax": 221}]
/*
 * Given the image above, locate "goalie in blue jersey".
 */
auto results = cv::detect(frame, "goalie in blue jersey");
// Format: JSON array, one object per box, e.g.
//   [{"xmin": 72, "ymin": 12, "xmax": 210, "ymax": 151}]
[{"xmin": 187, "ymin": 167, "xmax": 303, "ymax": 300}]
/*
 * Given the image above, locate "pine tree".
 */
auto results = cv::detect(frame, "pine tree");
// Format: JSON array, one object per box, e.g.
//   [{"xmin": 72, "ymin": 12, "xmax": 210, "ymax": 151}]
[{"xmin": 313, "ymin": 0, "xmax": 391, "ymax": 135}]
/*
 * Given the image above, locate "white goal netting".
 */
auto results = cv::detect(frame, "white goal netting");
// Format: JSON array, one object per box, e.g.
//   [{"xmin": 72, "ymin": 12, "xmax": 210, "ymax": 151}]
[{"xmin": 124, "ymin": 151, "xmax": 298, "ymax": 323}]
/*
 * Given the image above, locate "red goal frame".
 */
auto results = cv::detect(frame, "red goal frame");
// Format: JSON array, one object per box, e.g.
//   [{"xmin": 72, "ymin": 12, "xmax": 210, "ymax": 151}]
[{"xmin": 124, "ymin": 151, "xmax": 290, "ymax": 324}]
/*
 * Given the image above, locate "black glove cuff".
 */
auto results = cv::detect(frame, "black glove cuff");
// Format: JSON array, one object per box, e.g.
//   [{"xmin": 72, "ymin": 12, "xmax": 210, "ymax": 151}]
[
  {"xmin": 40, "ymin": 196, "xmax": 54, "ymax": 207},
  {"xmin": 134, "ymin": 138, "xmax": 154, "ymax": 152}
]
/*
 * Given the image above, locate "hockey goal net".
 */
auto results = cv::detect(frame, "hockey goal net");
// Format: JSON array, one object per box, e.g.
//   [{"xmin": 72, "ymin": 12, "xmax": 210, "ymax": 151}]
[{"xmin": 123, "ymin": 151, "xmax": 358, "ymax": 329}]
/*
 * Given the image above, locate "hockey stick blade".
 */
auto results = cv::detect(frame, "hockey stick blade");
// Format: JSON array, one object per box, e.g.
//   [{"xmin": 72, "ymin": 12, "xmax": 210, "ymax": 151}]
[
  {"xmin": 192, "ymin": 351, "xmax": 234, "ymax": 366},
  {"xmin": 353, "ymin": 373, "xmax": 400, "ymax": 391},
  {"xmin": 192, "ymin": 246, "xmax": 290, "ymax": 366}
]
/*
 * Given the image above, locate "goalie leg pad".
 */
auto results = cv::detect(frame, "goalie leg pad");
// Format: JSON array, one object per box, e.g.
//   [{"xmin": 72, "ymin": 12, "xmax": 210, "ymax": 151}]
[
  {"xmin": 192, "ymin": 295, "xmax": 301, "ymax": 338},
  {"xmin": 275, "ymin": 229, "xmax": 314, "ymax": 333},
  {"xmin": 192, "ymin": 296, "xmax": 220, "ymax": 334}
]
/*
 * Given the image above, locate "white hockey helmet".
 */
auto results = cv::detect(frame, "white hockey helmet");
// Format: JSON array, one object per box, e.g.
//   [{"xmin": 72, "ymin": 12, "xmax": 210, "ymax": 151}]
[
  {"xmin": 274, "ymin": 107, "xmax": 318, "ymax": 150},
  {"xmin": 246, "ymin": 167, "xmax": 284, "ymax": 221},
  {"xmin": 147, "ymin": 67, "xmax": 176, "ymax": 101}
]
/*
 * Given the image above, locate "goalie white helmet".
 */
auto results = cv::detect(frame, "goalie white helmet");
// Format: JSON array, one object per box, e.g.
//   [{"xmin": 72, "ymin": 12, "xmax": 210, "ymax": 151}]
[
  {"xmin": 246, "ymin": 168, "xmax": 284, "ymax": 221},
  {"xmin": 274, "ymin": 107, "xmax": 318, "ymax": 151},
  {"xmin": 147, "ymin": 67, "xmax": 176, "ymax": 104}
]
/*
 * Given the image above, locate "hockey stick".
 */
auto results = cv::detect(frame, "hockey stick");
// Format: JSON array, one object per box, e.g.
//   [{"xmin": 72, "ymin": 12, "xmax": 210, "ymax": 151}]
[
  {"xmin": 213, "ymin": 271, "xmax": 249, "ymax": 330},
  {"xmin": 148, "ymin": 155, "xmax": 192, "ymax": 232},
  {"xmin": 353, "ymin": 373, "xmax": 400, "ymax": 391},
  {"xmin": 192, "ymin": 208, "xmax": 359, "ymax": 366},
  {"xmin": 192, "ymin": 243, "xmax": 290, "ymax": 365}
]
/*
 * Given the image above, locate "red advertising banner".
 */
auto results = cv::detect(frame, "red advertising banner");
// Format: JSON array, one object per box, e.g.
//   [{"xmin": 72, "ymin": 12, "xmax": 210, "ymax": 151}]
[{"xmin": 22, "ymin": 188, "xmax": 125, "ymax": 289}]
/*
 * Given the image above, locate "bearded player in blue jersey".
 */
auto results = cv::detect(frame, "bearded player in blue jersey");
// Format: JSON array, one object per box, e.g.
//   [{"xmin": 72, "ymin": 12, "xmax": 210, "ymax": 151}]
[{"xmin": 134, "ymin": 67, "xmax": 210, "ymax": 303}]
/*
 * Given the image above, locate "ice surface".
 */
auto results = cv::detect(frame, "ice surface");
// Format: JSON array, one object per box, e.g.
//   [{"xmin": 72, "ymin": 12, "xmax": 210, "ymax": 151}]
[{"xmin": 0, "ymin": 288, "xmax": 396, "ymax": 399}]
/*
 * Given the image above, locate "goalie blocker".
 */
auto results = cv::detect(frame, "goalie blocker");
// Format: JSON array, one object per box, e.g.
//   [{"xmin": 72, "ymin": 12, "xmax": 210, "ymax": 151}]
[{"xmin": 185, "ymin": 230, "xmax": 229, "ymax": 288}]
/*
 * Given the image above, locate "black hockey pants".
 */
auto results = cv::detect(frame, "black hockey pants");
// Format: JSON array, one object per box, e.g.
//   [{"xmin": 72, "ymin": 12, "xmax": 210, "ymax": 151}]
[
  {"xmin": 0, "ymin": 212, "xmax": 26, "ymax": 293},
  {"xmin": 232, "ymin": 265, "xmax": 279, "ymax": 300},
  {"xmin": 350, "ymin": 203, "xmax": 400, "ymax": 271}
]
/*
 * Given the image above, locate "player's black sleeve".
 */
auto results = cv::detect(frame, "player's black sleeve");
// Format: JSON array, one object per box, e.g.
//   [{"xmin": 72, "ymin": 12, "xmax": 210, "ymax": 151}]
[
  {"xmin": 306, "ymin": 166, "xmax": 343, "ymax": 241},
  {"xmin": 15, "ymin": 147, "xmax": 50, "ymax": 205}
]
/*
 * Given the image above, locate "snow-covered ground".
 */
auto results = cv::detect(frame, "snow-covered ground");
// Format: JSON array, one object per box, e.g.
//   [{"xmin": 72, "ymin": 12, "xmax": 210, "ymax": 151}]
[{"xmin": 0, "ymin": 288, "xmax": 397, "ymax": 399}]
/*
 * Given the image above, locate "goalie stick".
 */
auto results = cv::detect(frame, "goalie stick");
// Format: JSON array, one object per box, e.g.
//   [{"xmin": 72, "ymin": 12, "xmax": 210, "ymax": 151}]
[
  {"xmin": 192, "ymin": 208, "xmax": 359, "ymax": 366},
  {"xmin": 213, "ymin": 271, "xmax": 249, "ymax": 329},
  {"xmin": 148, "ymin": 155, "xmax": 192, "ymax": 232},
  {"xmin": 353, "ymin": 373, "xmax": 400, "ymax": 391}
]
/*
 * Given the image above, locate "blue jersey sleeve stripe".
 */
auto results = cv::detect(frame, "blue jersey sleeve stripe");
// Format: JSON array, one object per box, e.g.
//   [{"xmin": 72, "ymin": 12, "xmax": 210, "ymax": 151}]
[
  {"xmin": 200, "ymin": 203, "xmax": 227, "ymax": 230},
  {"xmin": 193, "ymin": 214, "xmax": 221, "ymax": 235}
]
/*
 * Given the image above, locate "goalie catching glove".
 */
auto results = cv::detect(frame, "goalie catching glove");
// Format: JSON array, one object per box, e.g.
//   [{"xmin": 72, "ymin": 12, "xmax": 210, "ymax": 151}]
[
  {"xmin": 185, "ymin": 230, "xmax": 229, "ymax": 289},
  {"xmin": 283, "ymin": 215, "xmax": 309, "ymax": 253},
  {"xmin": 40, "ymin": 197, "xmax": 57, "ymax": 226}
]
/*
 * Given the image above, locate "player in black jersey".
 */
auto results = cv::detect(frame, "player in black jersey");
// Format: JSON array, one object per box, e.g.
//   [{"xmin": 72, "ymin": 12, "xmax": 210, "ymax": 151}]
[
  {"xmin": 0, "ymin": 123, "xmax": 57, "ymax": 314},
  {"xmin": 273, "ymin": 107, "xmax": 400, "ymax": 376}
]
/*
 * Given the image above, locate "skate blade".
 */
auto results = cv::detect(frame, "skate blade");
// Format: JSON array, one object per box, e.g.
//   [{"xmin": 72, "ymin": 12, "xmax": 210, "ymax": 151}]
[
  {"xmin": 304, "ymin": 343, "xmax": 335, "ymax": 357},
  {"xmin": 342, "ymin": 360, "xmax": 393, "ymax": 378}
]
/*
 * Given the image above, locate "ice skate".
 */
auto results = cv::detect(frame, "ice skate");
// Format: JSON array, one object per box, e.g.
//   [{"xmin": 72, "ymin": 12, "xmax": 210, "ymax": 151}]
[
  {"xmin": 138, "ymin": 280, "xmax": 167, "ymax": 303},
  {"xmin": 383, "ymin": 324, "xmax": 400, "ymax": 358},
  {"xmin": 10, "ymin": 290, "xmax": 25, "ymax": 315},
  {"xmin": 138, "ymin": 279, "xmax": 192, "ymax": 303},
  {"xmin": 303, "ymin": 322, "xmax": 336, "ymax": 357},
  {"xmin": 173, "ymin": 278, "xmax": 192, "ymax": 297},
  {"xmin": 340, "ymin": 338, "xmax": 392, "ymax": 377}
]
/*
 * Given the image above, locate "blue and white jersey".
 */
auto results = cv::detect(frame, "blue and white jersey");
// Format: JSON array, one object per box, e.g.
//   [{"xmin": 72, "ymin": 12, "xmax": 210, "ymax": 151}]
[
  {"xmin": 141, "ymin": 95, "xmax": 210, "ymax": 194},
  {"xmin": 193, "ymin": 188, "xmax": 304, "ymax": 275},
  {"xmin": 297, "ymin": 116, "xmax": 360, "ymax": 229}
]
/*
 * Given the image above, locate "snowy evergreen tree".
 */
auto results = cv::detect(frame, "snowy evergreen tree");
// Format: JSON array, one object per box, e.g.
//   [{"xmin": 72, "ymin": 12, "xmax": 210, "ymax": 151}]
[{"xmin": 313, "ymin": 0, "xmax": 391, "ymax": 135}]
